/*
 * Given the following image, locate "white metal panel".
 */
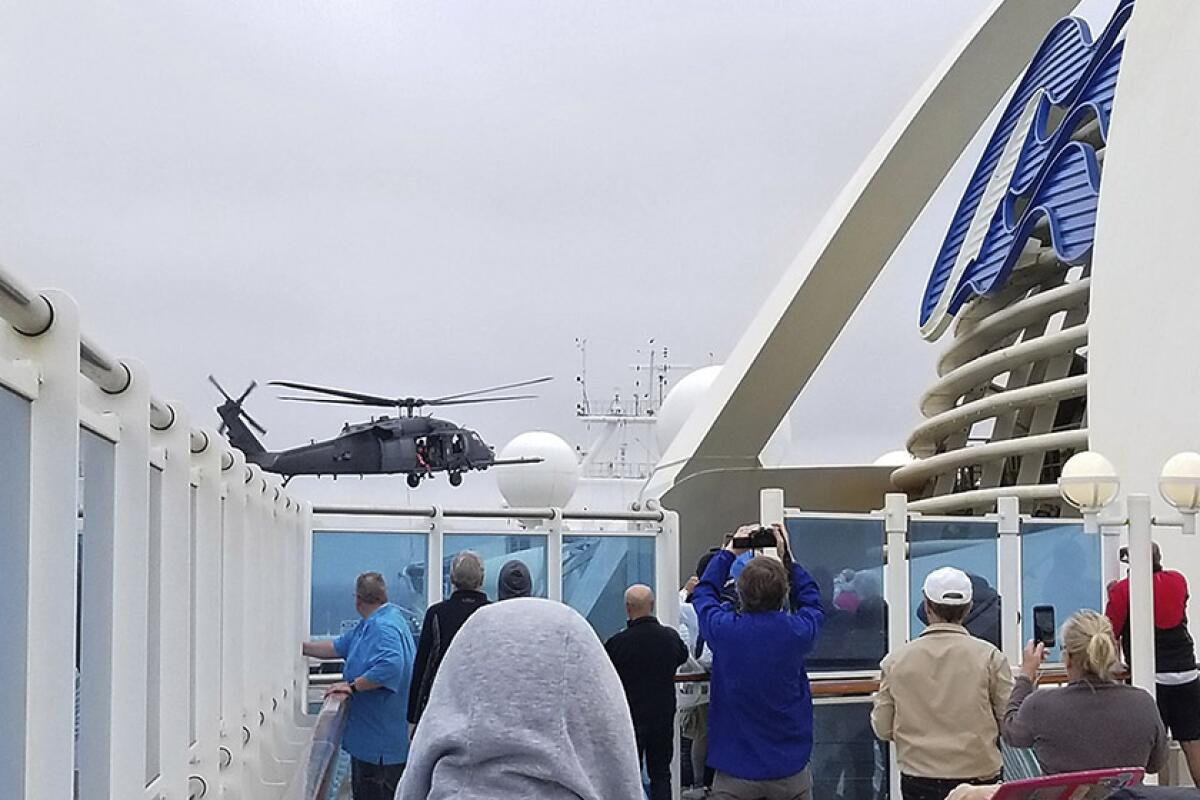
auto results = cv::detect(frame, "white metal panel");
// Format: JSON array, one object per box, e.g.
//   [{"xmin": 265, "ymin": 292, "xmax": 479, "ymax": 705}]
[{"xmin": 1089, "ymin": 0, "xmax": 1200, "ymax": 638}]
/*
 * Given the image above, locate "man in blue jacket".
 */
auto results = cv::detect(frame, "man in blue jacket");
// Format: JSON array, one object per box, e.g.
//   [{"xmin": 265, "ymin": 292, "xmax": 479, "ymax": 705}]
[
  {"xmin": 692, "ymin": 524, "xmax": 825, "ymax": 800},
  {"xmin": 303, "ymin": 572, "xmax": 417, "ymax": 800}
]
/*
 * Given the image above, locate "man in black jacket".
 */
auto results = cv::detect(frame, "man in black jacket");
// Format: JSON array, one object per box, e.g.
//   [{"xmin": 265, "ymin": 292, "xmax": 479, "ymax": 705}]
[
  {"xmin": 407, "ymin": 551, "xmax": 489, "ymax": 729},
  {"xmin": 605, "ymin": 585, "xmax": 688, "ymax": 800}
]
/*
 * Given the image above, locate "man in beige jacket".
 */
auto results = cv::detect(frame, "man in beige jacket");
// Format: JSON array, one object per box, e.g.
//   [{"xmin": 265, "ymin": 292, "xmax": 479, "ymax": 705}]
[{"xmin": 871, "ymin": 567, "xmax": 1013, "ymax": 800}]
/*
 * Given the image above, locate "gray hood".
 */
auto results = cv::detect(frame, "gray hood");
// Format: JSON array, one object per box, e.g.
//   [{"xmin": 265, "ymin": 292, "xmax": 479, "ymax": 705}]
[{"xmin": 396, "ymin": 597, "xmax": 643, "ymax": 800}]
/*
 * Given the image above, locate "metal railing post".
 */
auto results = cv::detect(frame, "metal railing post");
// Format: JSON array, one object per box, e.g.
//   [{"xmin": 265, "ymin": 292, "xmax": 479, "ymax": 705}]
[
  {"xmin": 995, "ymin": 496, "xmax": 1023, "ymax": 665},
  {"xmin": 547, "ymin": 510, "xmax": 564, "ymax": 604},
  {"xmin": 429, "ymin": 507, "xmax": 445, "ymax": 606},
  {"xmin": 190, "ymin": 430, "xmax": 225, "ymax": 793},
  {"xmin": 154, "ymin": 402, "xmax": 193, "ymax": 798},
  {"xmin": 86, "ymin": 357, "xmax": 153, "ymax": 798},
  {"xmin": 220, "ymin": 452, "xmax": 248, "ymax": 800},
  {"xmin": 1128, "ymin": 494, "xmax": 1157, "ymax": 696},
  {"xmin": 4, "ymin": 290, "xmax": 80, "ymax": 800},
  {"xmin": 882, "ymin": 492, "xmax": 908, "ymax": 800},
  {"xmin": 657, "ymin": 510, "xmax": 681, "ymax": 629}
]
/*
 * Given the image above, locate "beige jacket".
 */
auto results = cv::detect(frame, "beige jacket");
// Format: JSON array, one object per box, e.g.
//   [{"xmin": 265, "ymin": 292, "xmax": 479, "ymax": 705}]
[{"xmin": 871, "ymin": 623, "xmax": 1013, "ymax": 779}]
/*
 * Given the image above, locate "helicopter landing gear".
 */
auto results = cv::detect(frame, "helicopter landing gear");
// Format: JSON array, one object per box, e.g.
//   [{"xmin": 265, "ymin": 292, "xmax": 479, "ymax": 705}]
[
  {"xmin": 448, "ymin": 471, "xmax": 463, "ymax": 487},
  {"xmin": 406, "ymin": 473, "xmax": 421, "ymax": 489}
]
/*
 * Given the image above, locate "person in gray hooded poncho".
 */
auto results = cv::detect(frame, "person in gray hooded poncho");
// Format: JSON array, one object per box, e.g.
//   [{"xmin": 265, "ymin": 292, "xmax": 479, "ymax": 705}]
[{"xmin": 396, "ymin": 597, "xmax": 643, "ymax": 800}]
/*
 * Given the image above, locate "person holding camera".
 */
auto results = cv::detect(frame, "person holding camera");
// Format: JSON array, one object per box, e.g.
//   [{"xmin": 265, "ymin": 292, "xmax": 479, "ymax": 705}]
[
  {"xmin": 871, "ymin": 567, "xmax": 1012, "ymax": 800},
  {"xmin": 692, "ymin": 523, "xmax": 824, "ymax": 800}
]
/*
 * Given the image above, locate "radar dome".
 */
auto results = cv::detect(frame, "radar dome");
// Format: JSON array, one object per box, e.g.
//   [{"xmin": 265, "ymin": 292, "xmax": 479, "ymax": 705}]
[
  {"xmin": 657, "ymin": 365, "xmax": 793, "ymax": 465},
  {"xmin": 656, "ymin": 365, "xmax": 722, "ymax": 453},
  {"xmin": 495, "ymin": 431, "xmax": 580, "ymax": 509}
]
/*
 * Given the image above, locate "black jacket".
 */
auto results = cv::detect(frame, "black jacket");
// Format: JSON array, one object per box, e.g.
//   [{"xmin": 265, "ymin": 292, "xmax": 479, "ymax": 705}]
[
  {"xmin": 407, "ymin": 589, "xmax": 489, "ymax": 724},
  {"xmin": 605, "ymin": 616, "xmax": 687, "ymax": 729},
  {"xmin": 916, "ymin": 573, "xmax": 1002, "ymax": 648}
]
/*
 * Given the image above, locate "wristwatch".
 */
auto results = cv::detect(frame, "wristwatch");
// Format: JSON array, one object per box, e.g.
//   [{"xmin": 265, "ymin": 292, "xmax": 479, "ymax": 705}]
[{"xmin": 349, "ymin": 681, "xmax": 358, "ymax": 694}]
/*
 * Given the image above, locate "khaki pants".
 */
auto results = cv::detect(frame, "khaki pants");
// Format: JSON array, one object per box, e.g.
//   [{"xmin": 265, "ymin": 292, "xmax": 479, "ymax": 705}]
[{"xmin": 711, "ymin": 766, "xmax": 812, "ymax": 800}]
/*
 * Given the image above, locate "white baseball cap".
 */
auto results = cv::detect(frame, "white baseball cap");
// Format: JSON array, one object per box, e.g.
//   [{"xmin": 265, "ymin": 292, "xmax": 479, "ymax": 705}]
[{"xmin": 922, "ymin": 567, "xmax": 973, "ymax": 605}]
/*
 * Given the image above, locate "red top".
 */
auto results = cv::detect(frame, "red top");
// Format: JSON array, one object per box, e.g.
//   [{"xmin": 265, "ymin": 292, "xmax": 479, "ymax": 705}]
[{"xmin": 1104, "ymin": 569, "xmax": 1189, "ymax": 635}]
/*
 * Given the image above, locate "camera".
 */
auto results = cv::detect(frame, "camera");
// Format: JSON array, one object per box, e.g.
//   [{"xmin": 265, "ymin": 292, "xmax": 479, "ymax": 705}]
[{"xmin": 731, "ymin": 527, "xmax": 777, "ymax": 550}]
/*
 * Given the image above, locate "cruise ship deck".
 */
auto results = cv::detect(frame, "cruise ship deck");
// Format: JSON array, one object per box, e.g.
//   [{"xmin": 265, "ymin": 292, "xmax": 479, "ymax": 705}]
[{"xmin": 6, "ymin": 0, "xmax": 1200, "ymax": 798}]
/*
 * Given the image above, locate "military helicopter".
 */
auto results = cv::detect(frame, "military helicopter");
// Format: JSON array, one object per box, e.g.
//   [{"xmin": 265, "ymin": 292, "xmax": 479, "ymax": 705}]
[{"xmin": 209, "ymin": 375, "xmax": 551, "ymax": 488}]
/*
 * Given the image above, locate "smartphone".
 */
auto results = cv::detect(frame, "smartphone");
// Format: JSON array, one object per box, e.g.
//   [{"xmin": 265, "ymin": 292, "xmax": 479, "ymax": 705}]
[{"xmin": 1032, "ymin": 605, "xmax": 1056, "ymax": 648}]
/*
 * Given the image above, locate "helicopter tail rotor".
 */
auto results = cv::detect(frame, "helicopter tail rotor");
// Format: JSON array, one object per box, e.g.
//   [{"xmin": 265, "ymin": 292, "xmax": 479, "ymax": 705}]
[{"xmin": 209, "ymin": 375, "xmax": 267, "ymax": 436}]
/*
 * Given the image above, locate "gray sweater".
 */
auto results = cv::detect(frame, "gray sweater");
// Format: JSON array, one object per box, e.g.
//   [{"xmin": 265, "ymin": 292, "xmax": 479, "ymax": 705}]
[
  {"xmin": 1002, "ymin": 676, "xmax": 1168, "ymax": 775},
  {"xmin": 396, "ymin": 597, "xmax": 644, "ymax": 800}
]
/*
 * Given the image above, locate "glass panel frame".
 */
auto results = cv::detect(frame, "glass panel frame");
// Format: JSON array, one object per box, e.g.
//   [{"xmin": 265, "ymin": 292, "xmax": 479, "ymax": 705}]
[
  {"xmin": 787, "ymin": 515, "xmax": 887, "ymax": 672},
  {"xmin": 563, "ymin": 534, "xmax": 655, "ymax": 642},
  {"xmin": 1021, "ymin": 520, "xmax": 1101, "ymax": 663},
  {"xmin": 908, "ymin": 517, "xmax": 1000, "ymax": 646},
  {"xmin": 310, "ymin": 530, "xmax": 429, "ymax": 641},
  {"xmin": 442, "ymin": 533, "xmax": 549, "ymax": 601}
]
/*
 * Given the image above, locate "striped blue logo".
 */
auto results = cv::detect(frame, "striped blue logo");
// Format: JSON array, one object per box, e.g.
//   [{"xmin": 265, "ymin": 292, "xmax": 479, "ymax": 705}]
[{"xmin": 918, "ymin": 0, "xmax": 1133, "ymax": 340}]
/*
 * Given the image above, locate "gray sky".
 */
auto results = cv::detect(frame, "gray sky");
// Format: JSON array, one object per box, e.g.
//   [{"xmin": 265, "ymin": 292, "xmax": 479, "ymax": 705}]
[{"xmin": 0, "ymin": 1, "xmax": 1115, "ymax": 506}]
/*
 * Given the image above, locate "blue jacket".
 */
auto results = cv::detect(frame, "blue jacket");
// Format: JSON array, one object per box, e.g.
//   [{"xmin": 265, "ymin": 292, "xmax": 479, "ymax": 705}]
[
  {"xmin": 334, "ymin": 603, "xmax": 417, "ymax": 765},
  {"xmin": 693, "ymin": 550, "xmax": 824, "ymax": 781}
]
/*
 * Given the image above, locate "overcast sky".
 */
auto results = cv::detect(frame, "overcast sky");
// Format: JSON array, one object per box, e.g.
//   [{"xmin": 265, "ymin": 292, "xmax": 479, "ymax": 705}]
[{"xmin": 0, "ymin": 1, "xmax": 1115, "ymax": 506}]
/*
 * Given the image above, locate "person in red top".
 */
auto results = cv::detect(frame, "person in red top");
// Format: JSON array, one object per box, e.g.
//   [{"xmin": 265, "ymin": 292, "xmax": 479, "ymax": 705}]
[{"xmin": 1105, "ymin": 541, "xmax": 1200, "ymax": 784}]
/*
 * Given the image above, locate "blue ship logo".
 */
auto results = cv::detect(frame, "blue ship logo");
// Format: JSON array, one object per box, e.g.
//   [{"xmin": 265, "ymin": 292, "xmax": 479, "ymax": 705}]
[{"xmin": 918, "ymin": 0, "xmax": 1134, "ymax": 340}]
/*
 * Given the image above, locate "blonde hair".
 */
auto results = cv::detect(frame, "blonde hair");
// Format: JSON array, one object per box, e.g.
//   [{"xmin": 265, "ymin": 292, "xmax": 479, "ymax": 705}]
[{"xmin": 1061, "ymin": 610, "xmax": 1118, "ymax": 682}]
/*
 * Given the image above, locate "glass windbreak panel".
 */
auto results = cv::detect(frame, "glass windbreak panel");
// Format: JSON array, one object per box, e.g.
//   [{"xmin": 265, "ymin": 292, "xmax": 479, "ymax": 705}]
[
  {"xmin": 310, "ymin": 531, "xmax": 428, "ymax": 640},
  {"xmin": 1021, "ymin": 521, "xmax": 1100, "ymax": 662},
  {"xmin": 188, "ymin": 486, "xmax": 198, "ymax": 746},
  {"xmin": 443, "ymin": 534, "xmax": 548, "ymax": 601},
  {"xmin": 811, "ymin": 700, "xmax": 889, "ymax": 800},
  {"xmin": 563, "ymin": 535, "xmax": 655, "ymax": 642},
  {"xmin": 146, "ymin": 466, "xmax": 163, "ymax": 785},
  {"xmin": 77, "ymin": 429, "xmax": 115, "ymax": 765},
  {"xmin": 786, "ymin": 517, "xmax": 886, "ymax": 671},
  {"xmin": 0, "ymin": 388, "xmax": 31, "ymax": 785},
  {"xmin": 909, "ymin": 519, "xmax": 999, "ymax": 645}
]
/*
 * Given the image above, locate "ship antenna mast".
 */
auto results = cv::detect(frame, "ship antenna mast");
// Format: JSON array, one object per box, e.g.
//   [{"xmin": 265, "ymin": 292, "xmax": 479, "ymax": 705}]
[{"xmin": 575, "ymin": 337, "xmax": 591, "ymax": 417}]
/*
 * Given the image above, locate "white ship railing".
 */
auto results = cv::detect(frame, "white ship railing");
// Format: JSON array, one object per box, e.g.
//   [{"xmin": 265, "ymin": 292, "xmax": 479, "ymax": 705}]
[{"xmin": 0, "ymin": 263, "xmax": 309, "ymax": 800}]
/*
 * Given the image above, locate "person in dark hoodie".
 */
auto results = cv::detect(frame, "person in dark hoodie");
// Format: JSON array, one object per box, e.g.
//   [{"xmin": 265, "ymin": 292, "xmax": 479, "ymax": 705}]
[
  {"xmin": 407, "ymin": 551, "xmax": 488, "ymax": 730},
  {"xmin": 916, "ymin": 572, "xmax": 1001, "ymax": 648},
  {"xmin": 498, "ymin": 559, "xmax": 533, "ymax": 600}
]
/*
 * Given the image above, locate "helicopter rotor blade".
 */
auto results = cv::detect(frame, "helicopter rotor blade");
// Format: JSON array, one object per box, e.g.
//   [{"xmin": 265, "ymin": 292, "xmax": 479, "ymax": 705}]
[
  {"xmin": 268, "ymin": 380, "xmax": 399, "ymax": 407},
  {"xmin": 276, "ymin": 395, "xmax": 382, "ymax": 407},
  {"xmin": 430, "ymin": 376, "xmax": 553, "ymax": 404},
  {"xmin": 236, "ymin": 380, "xmax": 258, "ymax": 405},
  {"xmin": 427, "ymin": 394, "xmax": 540, "ymax": 407},
  {"xmin": 242, "ymin": 412, "xmax": 268, "ymax": 435},
  {"xmin": 208, "ymin": 374, "xmax": 235, "ymax": 404}
]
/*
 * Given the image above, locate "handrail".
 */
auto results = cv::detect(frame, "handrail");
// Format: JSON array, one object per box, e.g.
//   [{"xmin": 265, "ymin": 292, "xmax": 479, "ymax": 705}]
[
  {"xmin": 283, "ymin": 694, "xmax": 348, "ymax": 800},
  {"xmin": 313, "ymin": 505, "xmax": 666, "ymax": 523},
  {"xmin": 0, "ymin": 261, "xmax": 222, "ymax": 456}
]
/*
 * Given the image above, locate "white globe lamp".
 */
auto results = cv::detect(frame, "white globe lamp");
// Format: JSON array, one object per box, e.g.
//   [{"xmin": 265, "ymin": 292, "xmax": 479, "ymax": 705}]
[
  {"xmin": 495, "ymin": 432, "xmax": 580, "ymax": 514},
  {"xmin": 1058, "ymin": 451, "xmax": 1120, "ymax": 532},
  {"xmin": 1159, "ymin": 452, "xmax": 1200, "ymax": 535}
]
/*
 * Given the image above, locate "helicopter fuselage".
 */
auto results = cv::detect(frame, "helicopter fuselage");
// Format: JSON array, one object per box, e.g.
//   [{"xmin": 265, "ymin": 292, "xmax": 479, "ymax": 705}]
[{"xmin": 264, "ymin": 416, "xmax": 496, "ymax": 477}]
